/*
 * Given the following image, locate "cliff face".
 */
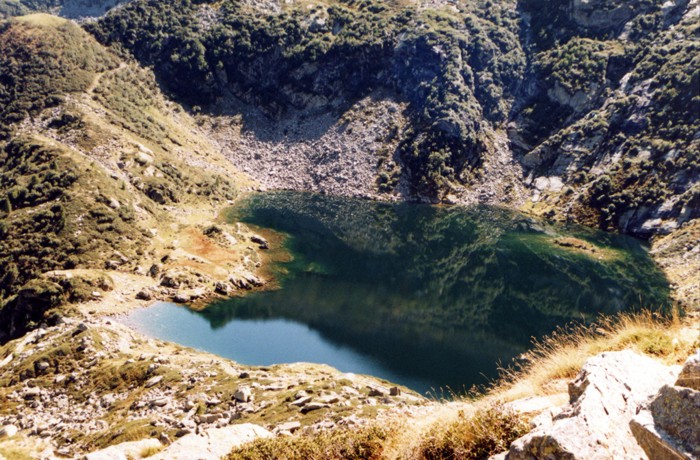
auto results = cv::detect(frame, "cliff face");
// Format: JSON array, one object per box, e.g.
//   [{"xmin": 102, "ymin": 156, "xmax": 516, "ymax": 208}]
[
  {"xmin": 515, "ymin": 0, "xmax": 699, "ymax": 238},
  {"xmin": 74, "ymin": 0, "xmax": 699, "ymax": 239}
]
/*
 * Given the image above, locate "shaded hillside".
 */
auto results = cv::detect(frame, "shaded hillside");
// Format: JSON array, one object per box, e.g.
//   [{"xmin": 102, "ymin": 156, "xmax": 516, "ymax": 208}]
[
  {"xmin": 81, "ymin": 0, "xmax": 699, "ymax": 240},
  {"xmin": 515, "ymin": 0, "xmax": 700, "ymax": 237},
  {"xmin": 87, "ymin": 0, "xmax": 527, "ymax": 197},
  {"xmin": 0, "ymin": 0, "xmax": 128, "ymax": 19}
]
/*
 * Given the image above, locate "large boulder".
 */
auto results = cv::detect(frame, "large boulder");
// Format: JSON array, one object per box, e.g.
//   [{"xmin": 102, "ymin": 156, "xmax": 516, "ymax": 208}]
[
  {"xmin": 83, "ymin": 438, "xmax": 163, "ymax": 460},
  {"xmin": 630, "ymin": 358, "xmax": 700, "ymax": 460},
  {"xmin": 506, "ymin": 350, "xmax": 677, "ymax": 459}
]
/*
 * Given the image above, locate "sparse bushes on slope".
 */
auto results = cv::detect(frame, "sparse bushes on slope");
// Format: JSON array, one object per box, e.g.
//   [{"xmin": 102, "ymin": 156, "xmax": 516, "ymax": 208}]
[
  {"xmin": 0, "ymin": 14, "xmax": 117, "ymax": 138},
  {"xmin": 0, "ymin": 137, "xmax": 147, "ymax": 342}
]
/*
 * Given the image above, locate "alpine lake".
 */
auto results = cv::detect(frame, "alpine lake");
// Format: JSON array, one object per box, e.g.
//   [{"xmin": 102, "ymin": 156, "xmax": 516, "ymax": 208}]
[{"xmin": 123, "ymin": 192, "xmax": 670, "ymax": 396}]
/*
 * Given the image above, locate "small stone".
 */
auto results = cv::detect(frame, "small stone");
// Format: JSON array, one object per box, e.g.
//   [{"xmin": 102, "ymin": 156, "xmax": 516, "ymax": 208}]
[
  {"xmin": 136, "ymin": 289, "xmax": 152, "ymax": 301},
  {"xmin": 300, "ymin": 402, "xmax": 328, "ymax": 414},
  {"xmin": 196, "ymin": 413, "xmax": 221, "ymax": 424},
  {"xmin": 150, "ymin": 397, "xmax": 169, "ymax": 407},
  {"xmin": 105, "ymin": 260, "xmax": 120, "ymax": 270},
  {"xmin": 390, "ymin": 386, "xmax": 401, "ymax": 396},
  {"xmin": 367, "ymin": 386, "xmax": 388, "ymax": 397},
  {"xmin": 148, "ymin": 264, "xmax": 161, "ymax": 278},
  {"xmin": 24, "ymin": 387, "xmax": 41, "ymax": 399},
  {"xmin": 239, "ymin": 372, "xmax": 250, "ymax": 379},
  {"xmin": 319, "ymin": 393, "xmax": 340, "ymax": 404},
  {"xmin": 676, "ymin": 353, "xmax": 700, "ymax": 390},
  {"xmin": 175, "ymin": 428, "xmax": 191, "ymax": 438},
  {"xmin": 250, "ymin": 235, "xmax": 269, "ymax": 249},
  {"xmin": 0, "ymin": 425, "xmax": 18, "ymax": 439},
  {"xmin": 214, "ymin": 282, "xmax": 230, "ymax": 295},
  {"xmin": 276, "ymin": 421, "xmax": 301, "ymax": 433},
  {"xmin": 234, "ymin": 387, "xmax": 252, "ymax": 403},
  {"xmin": 173, "ymin": 293, "xmax": 189, "ymax": 303},
  {"xmin": 290, "ymin": 396, "xmax": 312, "ymax": 407},
  {"xmin": 145, "ymin": 375, "xmax": 163, "ymax": 388}
]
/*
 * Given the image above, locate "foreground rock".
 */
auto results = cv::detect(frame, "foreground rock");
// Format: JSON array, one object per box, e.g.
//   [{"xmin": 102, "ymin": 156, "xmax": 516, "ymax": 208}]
[
  {"xmin": 630, "ymin": 353, "xmax": 700, "ymax": 459},
  {"xmin": 83, "ymin": 438, "xmax": 162, "ymax": 460},
  {"xmin": 506, "ymin": 350, "xmax": 678, "ymax": 459},
  {"xmin": 150, "ymin": 423, "xmax": 272, "ymax": 460}
]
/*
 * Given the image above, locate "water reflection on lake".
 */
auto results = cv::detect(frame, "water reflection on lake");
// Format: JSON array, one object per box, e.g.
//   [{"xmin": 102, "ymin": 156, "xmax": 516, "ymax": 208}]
[{"xmin": 125, "ymin": 192, "xmax": 669, "ymax": 395}]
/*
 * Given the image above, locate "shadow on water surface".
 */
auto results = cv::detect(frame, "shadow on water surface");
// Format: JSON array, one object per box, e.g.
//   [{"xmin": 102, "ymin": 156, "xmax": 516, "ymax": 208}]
[{"xmin": 140, "ymin": 192, "xmax": 671, "ymax": 395}]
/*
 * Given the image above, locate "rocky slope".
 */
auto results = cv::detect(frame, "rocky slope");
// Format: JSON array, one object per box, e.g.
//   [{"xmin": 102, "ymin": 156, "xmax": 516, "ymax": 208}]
[
  {"xmin": 0, "ymin": 14, "xmax": 272, "ymax": 344},
  {"xmin": 0, "ymin": 310, "xmax": 427, "ymax": 458}
]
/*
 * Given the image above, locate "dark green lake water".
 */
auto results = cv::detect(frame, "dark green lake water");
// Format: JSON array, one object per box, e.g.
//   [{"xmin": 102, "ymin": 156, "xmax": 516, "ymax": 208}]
[{"xmin": 124, "ymin": 192, "xmax": 669, "ymax": 395}]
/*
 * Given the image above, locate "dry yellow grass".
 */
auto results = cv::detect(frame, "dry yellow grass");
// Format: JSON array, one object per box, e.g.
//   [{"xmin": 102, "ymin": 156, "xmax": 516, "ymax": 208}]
[{"xmin": 494, "ymin": 309, "xmax": 698, "ymax": 402}]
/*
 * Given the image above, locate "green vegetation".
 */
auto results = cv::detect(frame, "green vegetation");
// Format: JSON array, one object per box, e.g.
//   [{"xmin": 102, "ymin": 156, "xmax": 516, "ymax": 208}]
[
  {"xmin": 0, "ymin": 137, "xmax": 147, "ymax": 341},
  {"xmin": 537, "ymin": 38, "xmax": 617, "ymax": 94},
  {"xmin": 0, "ymin": 15, "xmax": 116, "ymax": 138},
  {"xmin": 88, "ymin": 0, "xmax": 525, "ymax": 197},
  {"xmin": 0, "ymin": 0, "xmax": 28, "ymax": 17}
]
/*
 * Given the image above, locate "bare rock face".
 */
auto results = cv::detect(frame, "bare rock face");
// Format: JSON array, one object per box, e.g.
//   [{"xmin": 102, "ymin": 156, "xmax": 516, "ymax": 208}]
[
  {"xmin": 630, "ymin": 355, "xmax": 700, "ymax": 460},
  {"xmin": 571, "ymin": 0, "xmax": 636, "ymax": 30},
  {"xmin": 675, "ymin": 353, "xmax": 700, "ymax": 390},
  {"xmin": 506, "ymin": 350, "xmax": 677, "ymax": 460},
  {"xmin": 650, "ymin": 386, "xmax": 700, "ymax": 453}
]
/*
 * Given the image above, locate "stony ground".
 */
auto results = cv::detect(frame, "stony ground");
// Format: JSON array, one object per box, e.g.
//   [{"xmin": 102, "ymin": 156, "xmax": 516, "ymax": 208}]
[{"xmin": 0, "ymin": 309, "xmax": 430, "ymax": 459}]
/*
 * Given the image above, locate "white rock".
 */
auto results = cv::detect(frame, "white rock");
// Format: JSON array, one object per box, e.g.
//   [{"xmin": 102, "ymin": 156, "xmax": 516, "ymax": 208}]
[
  {"xmin": 150, "ymin": 423, "xmax": 272, "ymax": 460},
  {"xmin": 234, "ymin": 386, "xmax": 252, "ymax": 403},
  {"xmin": 83, "ymin": 438, "xmax": 162, "ymax": 460},
  {"xmin": 507, "ymin": 350, "xmax": 678, "ymax": 460},
  {"xmin": 0, "ymin": 425, "xmax": 18, "ymax": 439},
  {"xmin": 145, "ymin": 375, "xmax": 163, "ymax": 388}
]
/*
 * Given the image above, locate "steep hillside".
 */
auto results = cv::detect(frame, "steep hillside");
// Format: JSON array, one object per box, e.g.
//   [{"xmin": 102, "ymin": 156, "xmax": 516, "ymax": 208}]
[
  {"xmin": 0, "ymin": 0, "xmax": 128, "ymax": 19},
  {"xmin": 82, "ymin": 0, "xmax": 699, "ymax": 240},
  {"xmin": 0, "ymin": 15, "xmax": 268, "ymax": 343},
  {"xmin": 517, "ymin": 0, "xmax": 699, "ymax": 238},
  {"xmin": 87, "ymin": 0, "xmax": 528, "ymax": 200}
]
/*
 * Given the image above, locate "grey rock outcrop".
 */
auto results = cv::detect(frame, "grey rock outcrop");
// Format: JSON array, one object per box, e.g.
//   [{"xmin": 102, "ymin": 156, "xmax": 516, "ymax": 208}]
[
  {"xmin": 506, "ymin": 350, "xmax": 677, "ymax": 460},
  {"xmin": 675, "ymin": 353, "xmax": 700, "ymax": 390},
  {"xmin": 630, "ymin": 353, "xmax": 700, "ymax": 460}
]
